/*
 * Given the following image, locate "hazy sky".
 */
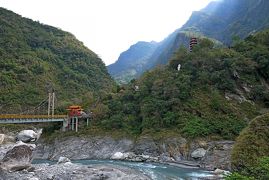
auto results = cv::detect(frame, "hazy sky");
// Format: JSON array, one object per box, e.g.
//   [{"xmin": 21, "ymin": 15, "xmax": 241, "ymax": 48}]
[{"xmin": 1, "ymin": 0, "xmax": 215, "ymax": 65}]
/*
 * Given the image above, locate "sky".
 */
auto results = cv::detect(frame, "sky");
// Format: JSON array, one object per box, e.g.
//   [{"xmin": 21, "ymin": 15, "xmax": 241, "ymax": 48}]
[{"xmin": 0, "ymin": 0, "xmax": 215, "ymax": 65}]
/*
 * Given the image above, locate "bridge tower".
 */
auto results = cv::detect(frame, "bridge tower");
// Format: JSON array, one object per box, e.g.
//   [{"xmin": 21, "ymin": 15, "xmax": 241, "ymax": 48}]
[{"xmin": 47, "ymin": 92, "xmax": 55, "ymax": 116}]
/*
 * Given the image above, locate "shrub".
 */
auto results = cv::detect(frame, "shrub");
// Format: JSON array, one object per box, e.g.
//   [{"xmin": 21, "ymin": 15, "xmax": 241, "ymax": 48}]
[{"xmin": 231, "ymin": 113, "xmax": 269, "ymax": 174}]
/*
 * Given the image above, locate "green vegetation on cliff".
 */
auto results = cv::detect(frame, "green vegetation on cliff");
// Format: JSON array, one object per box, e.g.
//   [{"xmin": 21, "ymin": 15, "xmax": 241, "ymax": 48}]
[
  {"xmin": 92, "ymin": 30, "xmax": 269, "ymax": 139},
  {"xmin": 0, "ymin": 8, "xmax": 114, "ymax": 112},
  {"xmin": 229, "ymin": 113, "xmax": 269, "ymax": 179}
]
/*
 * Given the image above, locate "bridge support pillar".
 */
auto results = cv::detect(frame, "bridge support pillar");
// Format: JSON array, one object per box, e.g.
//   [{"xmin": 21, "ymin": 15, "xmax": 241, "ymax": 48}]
[
  {"xmin": 75, "ymin": 117, "xmax": 78, "ymax": 132},
  {"xmin": 71, "ymin": 118, "xmax": 74, "ymax": 131},
  {"xmin": 62, "ymin": 119, "xmax": 68, "ymax": 131},
  {"xmin": 69, "ymin": 117, "xmax": 78, "ymax": 132}
]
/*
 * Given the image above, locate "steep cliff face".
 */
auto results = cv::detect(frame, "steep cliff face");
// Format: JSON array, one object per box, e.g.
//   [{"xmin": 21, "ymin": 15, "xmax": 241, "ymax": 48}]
[
  {"xmin": 0, "ymin": 8, "xmax": 115, "ymax": 112},
  {"xmin": 182, "ymin": 0, "xmax": 269, "ymax": 44}
]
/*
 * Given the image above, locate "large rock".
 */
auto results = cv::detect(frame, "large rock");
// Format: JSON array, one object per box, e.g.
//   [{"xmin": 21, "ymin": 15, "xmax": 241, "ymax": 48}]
[
  {"xmin": 16, "ymin": 129, "xmax": 42, "ymax": 143},
  {"xmin": 57, "ymin": 156, "xmax": 71, "ymax": 164},
  {"xmin": 111, "ymin": 152, "xmax": 124, "ymax": 160},
  {"xmin": 191, "ymin": 148, "xmax": 206, "ymax": 159},
  {"xmin": 0, "ymin": 143, "xmax": 35, "ymax": 171}
]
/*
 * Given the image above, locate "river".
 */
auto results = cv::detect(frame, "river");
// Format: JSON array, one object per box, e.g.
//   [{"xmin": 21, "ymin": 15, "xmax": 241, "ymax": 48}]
[{"xmin": 33, "ymin": 159, "xmax": 214, "ymax": 180}]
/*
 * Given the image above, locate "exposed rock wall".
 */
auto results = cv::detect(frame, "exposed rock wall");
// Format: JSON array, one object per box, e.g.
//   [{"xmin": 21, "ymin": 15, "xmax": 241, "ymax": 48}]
[
  {"xmin": 35, "ymin": 136, "xmax": 234, "ymax": 170},
  {"xmin": 35, "ymin": 137, "xmax": 134, "ymax": 160}
]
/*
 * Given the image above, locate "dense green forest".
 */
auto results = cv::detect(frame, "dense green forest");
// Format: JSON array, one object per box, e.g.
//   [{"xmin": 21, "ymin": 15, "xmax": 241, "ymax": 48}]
[
  {"xmin": 0, "ymin": 8, "xmax": 114, "ymax": 113},
  {"xmin": 93, "ymin": 29, "xmax": 269, "ymax": 140}
]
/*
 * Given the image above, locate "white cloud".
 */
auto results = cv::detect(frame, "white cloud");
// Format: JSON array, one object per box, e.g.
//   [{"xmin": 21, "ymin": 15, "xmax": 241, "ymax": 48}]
[{"xmin": 0, "ymin": 0, "xmax": 214, "ymax": 65}]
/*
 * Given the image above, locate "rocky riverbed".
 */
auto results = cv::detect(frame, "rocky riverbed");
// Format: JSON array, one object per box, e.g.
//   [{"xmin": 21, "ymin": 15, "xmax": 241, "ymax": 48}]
[
  {"xmin": 0, "ymin": 131, "xmax": 150, "ymax": 180},
  {"xmin": 0, "ymin": 162, "xmax": 150, "ymax": 180},
  {"xmin": 0, "ymin": 129, "xmax": 231, "ymax": 179},
  {"xmin": 35, "ymin": 136, "xmax": 234, "ymax": 171}
]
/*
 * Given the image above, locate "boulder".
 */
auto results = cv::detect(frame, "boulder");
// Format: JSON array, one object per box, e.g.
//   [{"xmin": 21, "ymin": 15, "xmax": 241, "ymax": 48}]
[
  {"xmin": 213, "ymin": 168, "xmax": 225, "ymax": 175},
  {"xmin": 16, "ymin": 129, "xmax": 42, "ymax": 143},
  {"xmin": 191, "ymin": 148, "xmax": 206, "ymax": 159},
  {"xmin": 0, "ymin": 143, "xmax": 34, "ymax": 171},
  {"xmin": 111, "ymin": 152, "xmax": 124, "ymax": 160},
  {"xmin": 57, "ymin": 156, "xmax": 71, "ymax": 164}
]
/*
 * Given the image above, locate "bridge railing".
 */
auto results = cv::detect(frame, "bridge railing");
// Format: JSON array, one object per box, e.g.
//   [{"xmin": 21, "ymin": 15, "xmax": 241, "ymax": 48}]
[{"xmin": 0, "ymin": 114, "xmax": 68, "ymax": 119}]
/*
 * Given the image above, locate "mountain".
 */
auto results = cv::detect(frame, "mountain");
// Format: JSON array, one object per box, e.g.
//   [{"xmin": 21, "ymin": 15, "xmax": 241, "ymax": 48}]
[
  {"xmin": 108, "ymin": 0, "xmax": 269, "ymax": 84},
  {"xmin": 97, "ymin": 29, "xmax": 269, "ymax": 139},
  {"xmin": 0, "ymin": 8, "xmax": 115, "ymax": 113},
  {"xmin": 107, "ymin": 41, "xmax": 158, "ymax": 84},
  {"xmin": 182, "ymin": 0, "xmax": 269, "ymax": 44}
]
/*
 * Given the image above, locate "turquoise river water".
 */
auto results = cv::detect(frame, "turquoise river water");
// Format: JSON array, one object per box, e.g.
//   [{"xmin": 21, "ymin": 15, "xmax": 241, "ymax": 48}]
[{"xmin": 33, "ymin": 159, "xmax": 214, "ymax": 180}]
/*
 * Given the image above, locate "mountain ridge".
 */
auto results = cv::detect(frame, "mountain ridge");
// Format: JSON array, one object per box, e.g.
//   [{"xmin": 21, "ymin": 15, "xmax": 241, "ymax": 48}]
[
  {"xmin": 108, "ymin": 0, "xmax": 269, "ymax": 84},
  {"xmin": 108, "ymin": 41, "xmax": 158, "ymax": 84}
]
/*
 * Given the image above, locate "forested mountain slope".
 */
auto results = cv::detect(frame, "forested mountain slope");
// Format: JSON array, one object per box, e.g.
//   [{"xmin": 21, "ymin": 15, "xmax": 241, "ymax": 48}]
[
  {"xmin": 98, "ymin": 29, "xmax": 269, "ymax": 139},
  {"xmin": 0, "ymin": 8, "xmax": 115, "ymax": 113}
]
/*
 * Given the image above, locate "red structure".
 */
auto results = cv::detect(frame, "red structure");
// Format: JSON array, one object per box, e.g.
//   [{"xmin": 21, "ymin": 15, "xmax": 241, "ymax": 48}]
[
  {"xmin": 189, "ymin": 37, "xmax": 198, "ymax": 52},
  {"xmin": 67, "ymin": 105, "xmax": 83, "ymax": 117}
]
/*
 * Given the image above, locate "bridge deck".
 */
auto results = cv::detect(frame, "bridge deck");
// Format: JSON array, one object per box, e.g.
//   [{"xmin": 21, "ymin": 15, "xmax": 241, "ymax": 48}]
[{"xmin": 0, "ymin": 114, "xmax": 68, "ymax": 124}]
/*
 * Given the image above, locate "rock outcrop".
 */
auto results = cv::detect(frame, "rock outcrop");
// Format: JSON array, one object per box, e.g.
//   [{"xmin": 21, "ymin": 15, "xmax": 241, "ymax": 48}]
[
  {"xmin": 35, "ymin": 136, "xmax": 134, "ymax": 160},
  {"xmin": 201, "ymin": 141, "xmax": 234, "ymax": 170},
  {"xmin": 35, "ymin": 136, "xmax": 234, "ymax": 170},
  {"xmin": 133, "ymin": 136, "xmax": 159, "ymax": 156}
]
